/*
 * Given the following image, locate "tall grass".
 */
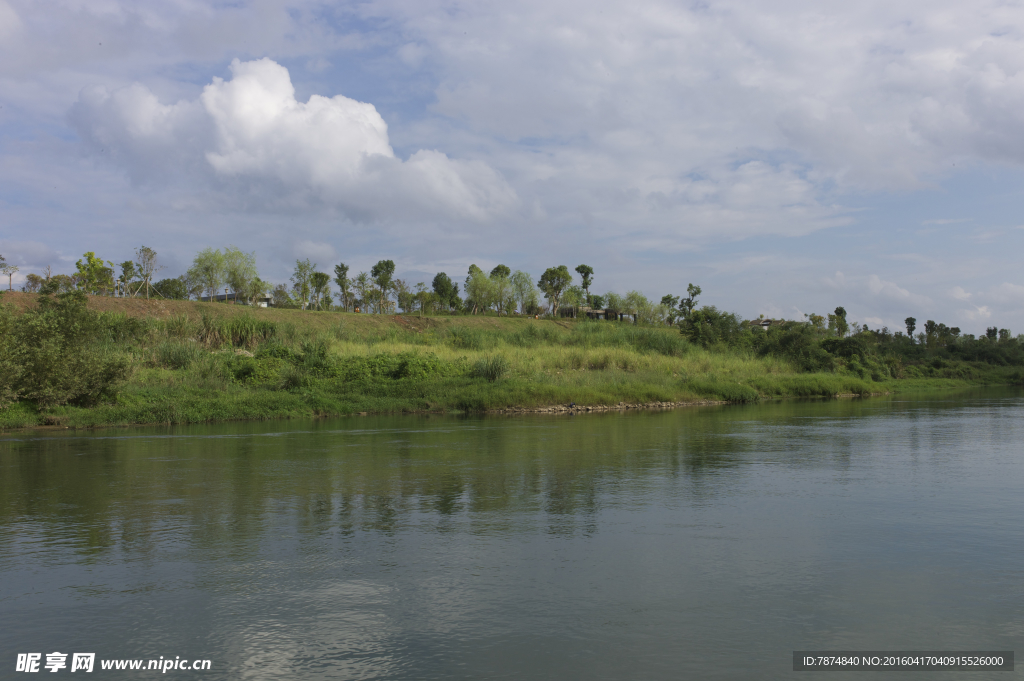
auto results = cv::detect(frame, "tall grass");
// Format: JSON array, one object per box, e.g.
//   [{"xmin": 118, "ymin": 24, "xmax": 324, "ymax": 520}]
[{"xmin": 5, "ymin": 309, "xmax": 943, "ymax": 428}]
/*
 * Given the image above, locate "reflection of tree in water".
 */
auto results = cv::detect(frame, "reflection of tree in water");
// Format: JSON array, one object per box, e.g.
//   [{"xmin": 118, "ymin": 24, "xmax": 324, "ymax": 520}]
[{"xmin": 0, "ymin": 394, "xmax": 979, "ymax": 557}]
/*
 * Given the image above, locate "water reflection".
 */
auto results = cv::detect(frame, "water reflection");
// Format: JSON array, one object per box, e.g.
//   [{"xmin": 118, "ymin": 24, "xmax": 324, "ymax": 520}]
[{"xmin": 1, "ymin": 389, "xmax": 1022, "ymax": 680}]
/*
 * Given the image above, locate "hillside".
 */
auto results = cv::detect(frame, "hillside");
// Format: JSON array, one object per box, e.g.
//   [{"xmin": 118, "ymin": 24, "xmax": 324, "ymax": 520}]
[{"xmin": 0, "ymin": 291, "xmax": 1005, "ymax": 430}]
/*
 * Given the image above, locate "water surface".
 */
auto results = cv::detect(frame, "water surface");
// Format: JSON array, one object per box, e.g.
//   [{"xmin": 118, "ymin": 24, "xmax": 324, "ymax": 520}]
[{"xmin": 2, "ymin": 390, "xmax": 1022, "ymax": 679}]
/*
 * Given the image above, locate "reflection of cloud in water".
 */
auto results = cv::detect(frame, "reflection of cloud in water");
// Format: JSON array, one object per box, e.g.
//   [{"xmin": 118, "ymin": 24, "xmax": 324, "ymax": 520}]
[{"xmin": 227, "ymin": 580, "xmax": 399, "ymax": 680}]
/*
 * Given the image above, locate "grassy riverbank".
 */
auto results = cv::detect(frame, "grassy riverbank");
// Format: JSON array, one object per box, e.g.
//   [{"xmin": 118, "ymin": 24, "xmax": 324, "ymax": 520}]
[{"xmin": 0, "ymin": 292, "xmax": 1016, "ymax": 430}]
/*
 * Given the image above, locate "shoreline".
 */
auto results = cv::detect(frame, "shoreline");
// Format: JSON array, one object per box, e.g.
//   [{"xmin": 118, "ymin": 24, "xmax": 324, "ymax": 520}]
[{"xmin": 0, "ymin": 388, "xmax": 963, "ymax": 434}]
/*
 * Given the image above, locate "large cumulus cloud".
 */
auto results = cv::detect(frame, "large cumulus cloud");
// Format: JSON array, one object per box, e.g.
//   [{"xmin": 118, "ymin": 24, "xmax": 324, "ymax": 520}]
[{"xmin": 69, "ymin": 58, "xmax": 518, "ymax": 221}]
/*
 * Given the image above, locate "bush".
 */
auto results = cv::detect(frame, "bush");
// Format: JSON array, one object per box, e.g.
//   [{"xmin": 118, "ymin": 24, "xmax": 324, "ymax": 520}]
[
  {"xmin": 680, "ymin": 306, "xmax": 748, "ymax": 348},
  {"xmin": 6, "ymin": 291, "xmax": 130, "ymax": 408},
  {"xmin": 165, "ymin": 314, "xmax": 197, "ymax": 339},
  {"xmin": 684, "ymin": 379, "xmax": 760, "ymax": 402},
  {"xmin": 155, "ymin": 341, "xmax": 205, "ymax": 370},
  {"xmin": 99, "ymin": 312, "xmax": 151, "ymax": 343},
  {"xmin": 447, "ymin": 326, "xmax": 490, "ymax": 350},
  {"xmin": 473, "ymin": 355, "xmax": 511, "ymax": 382},
  {"xmin": 300, "ymin": 335, "xmax": 335, "ymax": 375}
]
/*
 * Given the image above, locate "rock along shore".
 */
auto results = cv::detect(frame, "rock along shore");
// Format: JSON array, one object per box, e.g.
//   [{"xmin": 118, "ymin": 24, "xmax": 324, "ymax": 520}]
[{"xmin": 489, "ymin": 399, "xmax": 728, "ymax": 415}]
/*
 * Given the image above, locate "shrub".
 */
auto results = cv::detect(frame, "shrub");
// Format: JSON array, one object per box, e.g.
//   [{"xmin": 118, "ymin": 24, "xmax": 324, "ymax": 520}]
[
  {"xmin": 155, "ymin": 341, "xmax": 204, "ymax": 370},
  {"xmin": 300, "ymin": 335, "xmax": 335, "ymax": 375},
  {"xmin": 447, "ymin": 326, "xmax": 490, "ymax": 350},
  {"xmin": 684, "ymin": 379, "xmax": 760, "ymax": 402},
  {"xmin": 165, "ymin": 314, "xmax": 197, "ymax": 339},
  {"xmin": 679, "ymin": 306, "xmax": 747, "ymax": 348},
  {"xmin": 8, "ymin": 291, "xmax": 130, "ymax": 408},
  {"xmin": 198, "ymin": 313, "xmax": 226, "ymax": 347},
  {"xmin": 473, "ymin": 355, "xmax": 511, "ymax": 382},
  {"xmin": 99, "ymin": 312, "xmax": 151, "ymax": 343}
]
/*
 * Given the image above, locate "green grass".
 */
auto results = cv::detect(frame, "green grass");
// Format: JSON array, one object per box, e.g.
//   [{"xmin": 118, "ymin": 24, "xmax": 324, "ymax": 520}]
[{"xmin": 1, "ymin": 310, "xmax": 1015, "ymax": 430}]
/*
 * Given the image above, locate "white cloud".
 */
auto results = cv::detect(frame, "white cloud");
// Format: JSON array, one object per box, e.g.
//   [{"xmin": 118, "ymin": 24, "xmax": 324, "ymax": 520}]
[
  {"xmin": 823, "ymin": 271, "xmax": 846, "ymax": 288},
  {"xmin": 963, "ymin": 305, "xmax": 993, "ymax": 321},
  {"xmin": 293, "ymin": 240, "xmax": 336, "ymax": 263},
  {"xmin": 0, "ymin": 1, "xmax": 20, "ymax": 40},
  {"xmin": 867, "ymin": 274, "xmax": 932, "ymax": 307},
  {"xmin": 949, "ymin": 286, "xmax": 972, "ymax": 300},
  {"xmin": 69, "ymin": 58, "xmax": 518, "ymax": 222},
  {"xmin": 987, "ymin": 282, "xmax": 1024, "ymax": 303},
  {"xmin": 0, "ymin": 240, "xmax": 60, "ymax": 269}
]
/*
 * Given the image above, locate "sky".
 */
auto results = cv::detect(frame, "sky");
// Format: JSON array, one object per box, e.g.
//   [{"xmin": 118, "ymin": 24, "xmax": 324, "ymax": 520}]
[{"xmin": 1, "ymin": 0, "xmax": 1023, "ymax": 334}]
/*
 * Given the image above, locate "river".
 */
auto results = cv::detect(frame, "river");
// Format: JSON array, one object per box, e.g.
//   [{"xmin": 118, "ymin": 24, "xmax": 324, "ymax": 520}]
[{"xmin": 1, "ymin": 389, "xmax": 1022, "ymax": 679}]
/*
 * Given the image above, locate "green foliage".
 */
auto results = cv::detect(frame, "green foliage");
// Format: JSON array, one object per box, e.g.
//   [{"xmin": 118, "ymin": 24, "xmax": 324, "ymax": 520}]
[
  {"xmin": 189, "ymin": 248, "xmax": 227, "ymax": 299},
  {"xmin": 679, "ymin": 306, "xmax": 744, "ymax": 348},
  {"xmin": 904, "ymin": 317, "xmax": 917, "ymax": 338},
  {"xmin": 98, "ymin": 312, "xmax": 151, "ymax": 344},
  {"xmin": 473, "ymin": 355, "xmax": 511, "ymax": 382},
  {"xmin": 39, "ymin": 274, "xmax": 76, "ymax": 294},
  {"xmin": 538, "ymin": 265, "xmax": 572, "ymax": 313},
  {"xmin": 684, "ymin": 380, "xmax": 760, "ymax": 402},
  {"xmin": 155, "ymin": 341, "xmax": 205, "ymax": 369},
  {"xmin": 75, "ymin": 252, "xmax": 116, "ymax": 295},
  {"xmin": 447, "ymin": 325, "xmax": 493, "ymax": 350},
  {"xmin": 340, "ymin": 352, "xmax": 467, "ymax": 382},
  {"xmin": 679, "ymin": 284, "xmax": 701, "ymax": 319},
  {"xmin": 432, "ymin": 272, "xmax": 458, "ymax": 309},
  {"xmin": 752, "ymin": 323, "xmax": 836, "ymax": 372},
  {"xmin": 334, "ymin": 263, "xmax": 351, "ymax": 311},
  {"xmin": 153, "ymin": 277, "xmax": 189, "ymax": 300},
  {"xmin": 291, "ymin": 258, "xmax": 315, "ymax": 310},
  {"xmin": 1, "ymin": 291, "xmax": 130, "ymax": 408}
]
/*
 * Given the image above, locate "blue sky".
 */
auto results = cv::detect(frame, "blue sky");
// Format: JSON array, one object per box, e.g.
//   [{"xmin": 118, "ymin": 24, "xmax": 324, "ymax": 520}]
[{"xmin": 1, "ymin": 0, "xmax": 1023, "ymax": 334}]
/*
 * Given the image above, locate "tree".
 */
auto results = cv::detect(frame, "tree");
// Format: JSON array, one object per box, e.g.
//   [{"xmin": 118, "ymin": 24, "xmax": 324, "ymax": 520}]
[
  {"xmin": 605, "ymin": 292, "xmax": 624, "ymax": 319},
  {"xmin": 490, "ymin": 267, "xmax": 513, "ymax": 314},
  {"xmin": 465, "ymin": 264, "xmax": 484, "ymax": 314},
  {"xmin": 352, "ymin": 272, "xmax": 371, "ymax": 311},
  {"xmin": 310, "ymin": 271, "xmax": 331, "ymax": 310},
  {"xmin": 510, "ymin": 270, "xmax": 537, "ymax": 314},
  {"xmin": 432, "ymin": 272, "xmax": 456, "ymax": 310},
  {"xmin": 661, "ymin": 295, "xmax": 681, "ymax": 324},
  {"xmin": 134, "ymin": 246, "xmax": 162, "ymax": 299},
  {"xmin": 333, "ymin": 263, "xmax": 351, "ymax": 311},
  {"xmin": 590, "ymin": 294, "xmax": 605, "ymax": 310},
  {"xmin": 118, "ymin": 260, "xmax": 140, "ymax": 297},
  {"xmin": 272, "ymin": 284, "xmax": 295, "ymax": 308},
  {"xmin": 562, "ymin": 285, "xmax": 584, "ymax": 318},
  {"xmin": 152, "ymin": 277, "xmax": 189, "ymax": 300},
  {"xmin": 290, "ymin": 259, "xmax": 315, "ymax": 310},
  {"xmin": 74, "ymin": 252, "xmax": 115, "ymax": 295},
  {"xmin": 188, "ymin": 248, "xmax": 227, "ymax": 299},
  {"xmin": 680, "ymin": 306, "xmax": 744, "ymax": 348},
  {"xmin": 245, "ymin": 278, "xmax": 270, "ymax": 306},
  {"xmin": 678, "ymin": 283, "xmax": 701, "ymax": 320},
  {"xmin": 394, "ymin": 279, "xmax": 414, "ymax": 313},
  {"xmin": 371, "ymin": 259, "xmax": 396, "ymax": 313},
  {"xmin": 575, "ymin": 264, "xmax": 594, "ymax": 305},
  {"xmin": 223, "ymin": 247, "xmax": 258, "ymax": 304},
  {"xmin": 806, "ymin": 313, "xmax": 826, "ymax": 334},
  {"xmin": 827, "ymin": 306, "xmax": 849, "ymax": 337},
  {"xmin": 905, "ymin": 317, "xmax": 917, "ymax": 341},
  {"xmin": 0, "ymin": 254, "xmax": 18, "ymax": 292},
  {"xmin": 414, "ymin": 282, "xmax": 436, "ymax": 316},
  {"xmin": 537, "ymin": 266, "xmax": 572, "ymax": 315},
  {"xmin": 40, "ymin": 274, "xmax": 75, "ymax": 295},
  {"xmin": 465, "ymin": 267, "xmax": 494, "ymax": 314},
  {"xmin": 23, "ymin": 273, "xmax": 44, "ymax": 293}
]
